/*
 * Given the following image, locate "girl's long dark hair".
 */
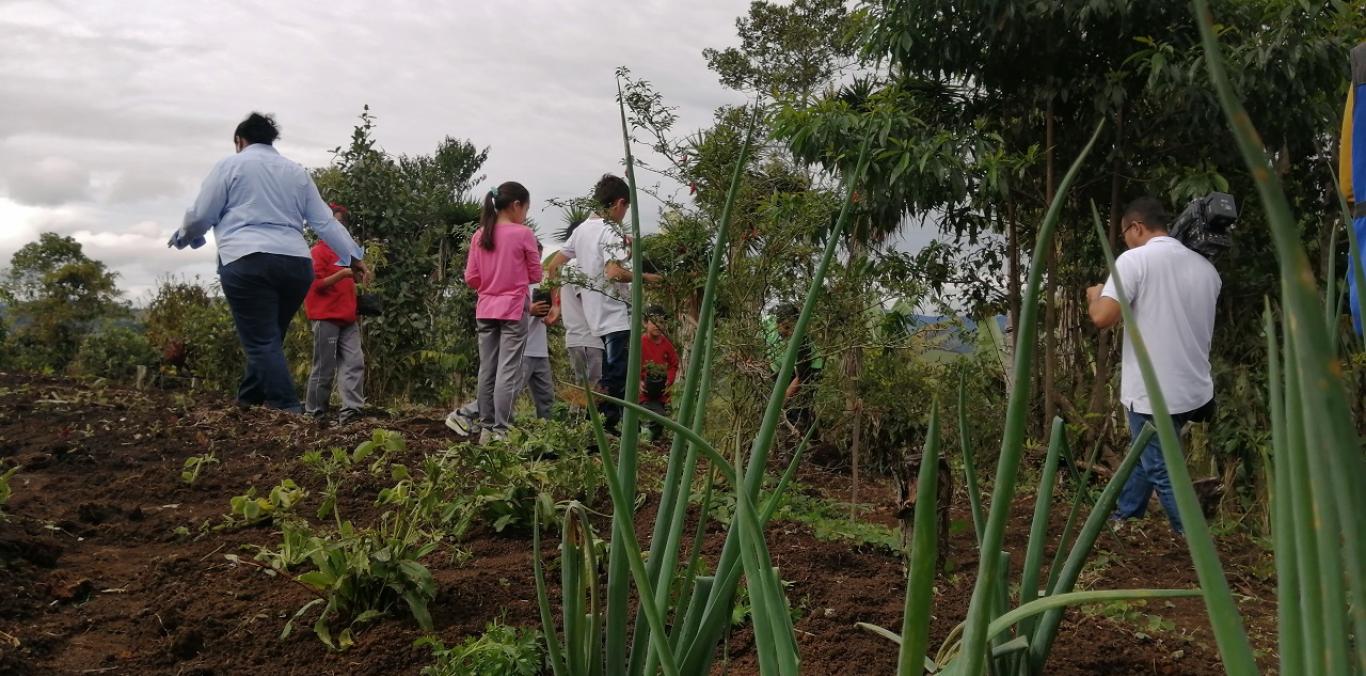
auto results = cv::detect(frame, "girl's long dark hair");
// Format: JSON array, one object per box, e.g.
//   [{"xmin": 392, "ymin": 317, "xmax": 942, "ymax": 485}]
[{"xmin": 479, "ymin": 181, "xmax": 530, "ymax": 251}]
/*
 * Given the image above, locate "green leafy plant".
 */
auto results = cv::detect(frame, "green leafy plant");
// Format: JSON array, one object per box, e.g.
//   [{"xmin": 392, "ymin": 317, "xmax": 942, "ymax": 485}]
[
  {"xmin": 254, "ymin": 520, "xmax": 326, "ymax": 571},
  {"xmin": 227, "ymin": 479, "xmax": 307, "ymax": 526},
  {"xmin": 305, "ymin": 430, "xmax": 410, "ymax": 523},
  {"xmin": 351, "ymin": 429, "xmax": 407, "ymax": 475},
  {"xmin": 416, "ymin": 621, "xmax": 544, "ymax": 676},
  {"xmin": 180, "ymin": 451, "xmax": 218, "ymax": 485},
  {"xmin": 279, "ymin": 463, "xmax": 444, "ymax": 650},
  {"xmin": 282, "ymin": 518, "xmax": 440, "ymax": 650}
]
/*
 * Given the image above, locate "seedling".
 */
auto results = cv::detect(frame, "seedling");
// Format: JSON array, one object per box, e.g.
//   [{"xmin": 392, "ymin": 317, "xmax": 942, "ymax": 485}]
[
  {"xmin": 180, "ymin": 451, "xmax": 218, "ymax": 485},
  {"xmin": 226, "ymin": 479, "xmax": 307, "ymax": 526}
]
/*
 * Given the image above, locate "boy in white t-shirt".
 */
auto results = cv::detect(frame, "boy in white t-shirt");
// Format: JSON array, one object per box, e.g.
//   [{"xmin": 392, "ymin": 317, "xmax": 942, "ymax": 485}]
[{"xmin": 545, "ymin": 174, "xmax": 660, "ymax": 434}]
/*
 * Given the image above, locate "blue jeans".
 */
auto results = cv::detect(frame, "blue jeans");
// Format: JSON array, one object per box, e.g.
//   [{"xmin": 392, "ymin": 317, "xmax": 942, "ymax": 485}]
[
  {"xmin": 1112, "ymin": 404, "xmax": 1210, "ymax": 534},
  {"xmin": 599, "ymin": 330, "xmax": 631, "ymax": 433},
  {"xmin": 219, "ymin": 253, "xmax": 313, "ymax": 412}
]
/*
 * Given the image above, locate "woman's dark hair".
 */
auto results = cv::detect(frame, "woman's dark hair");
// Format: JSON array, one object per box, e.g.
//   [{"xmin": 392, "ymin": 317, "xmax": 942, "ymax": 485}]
[
  {"xmin": 593, "ymin": 174, "xmax": 630, "ymax": 211},
  {"xmin": 479, "ymin": 181, "xmax": 530, "ymax": 251},
  {"xmin": 234, "ymin": 112, "xmax": 280, "ymax": 145}
]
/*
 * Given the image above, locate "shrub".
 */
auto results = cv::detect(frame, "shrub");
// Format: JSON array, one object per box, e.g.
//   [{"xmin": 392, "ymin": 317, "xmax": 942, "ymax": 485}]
[
  {"xmin": 416, "ymin": 622, "xmax": 543, "ymax": 676},
  {"xmin": 73, "ymin": 323, "xmax": 158, "ymax": 380},
  {"xmin": 145, "ymin": 279, "xmax": 244, "ymax": 391}
]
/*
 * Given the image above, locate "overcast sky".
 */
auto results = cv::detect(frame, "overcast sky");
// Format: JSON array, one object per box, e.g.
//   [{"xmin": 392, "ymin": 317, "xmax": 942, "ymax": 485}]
[{"xmin": 0, "ymin": 0, "xmax": 755, "ymax": 301}]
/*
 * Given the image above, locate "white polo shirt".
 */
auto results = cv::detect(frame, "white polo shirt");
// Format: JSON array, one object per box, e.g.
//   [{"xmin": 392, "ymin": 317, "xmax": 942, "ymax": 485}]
[
  {"xmin": 558, "ymin": 217, "xmax": 630, "ymax": 337},
  {"xmin": 1101, "ymin": 236, "xmax": 1221, "ymax": 415}
]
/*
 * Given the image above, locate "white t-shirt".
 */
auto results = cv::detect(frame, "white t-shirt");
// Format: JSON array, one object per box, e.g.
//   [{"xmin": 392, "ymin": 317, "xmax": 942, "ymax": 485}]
[
  {"xmin": 559, "ymin": 217, "xmax": 630, "ymax": 336},
  {"xmin": 1101, "ymin": 236, "xmax": 1221, "ymax": 415},
  {"xmin": 560, "ymin": 261, "xmax": 603, "ymax": 350}
]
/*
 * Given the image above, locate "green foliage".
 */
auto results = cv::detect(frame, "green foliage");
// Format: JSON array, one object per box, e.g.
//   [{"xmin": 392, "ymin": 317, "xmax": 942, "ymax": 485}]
[
  {"xmin": 73, "ymin": 323, "xmax": 157, "ymax": 380},
  {"xmin": 1, "ymin": 233, "xmax": 125, "ymax": 371},
  {"xmin": 254, "ymin": 519, "xmax": 324, "ymax": 571},
  {"xmin": 771, "ymin": 489, "xmax": 900, "ymax": 551},
  {"xmin": 416, "ymin": 622, "xmax": 544, "ymax": 676},
  {"xmin": 283, "ymin": 517, "xmax": 440, "ymax": 650},
  {"xmin": 461, "ymin": 422, "xmax": 604, "ymax": 534},
  {"xmin": 226, "ymin": 479, "xmax": 308, "ymax": 526},
  {"xmin": 269, "ymin": 432, "xmax": 447, "ymax": 649},
  {"xmin": 702, "ymin": 0, "xmax": 859, "ymax": 99},
  {"xmin": 144, "ymin": 278, "xmax": 254, "ymax": 392},
  {"xmin": 315, "ymin": 106, "xmax": 487, "ymax": 404}
]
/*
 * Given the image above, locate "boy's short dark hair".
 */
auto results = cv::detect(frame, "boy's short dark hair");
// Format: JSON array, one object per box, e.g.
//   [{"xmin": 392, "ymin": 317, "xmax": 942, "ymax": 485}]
[
  {"xmin": 593, "ymin": 174, "xmax": 630, "ymax": 209},
  {"xmin": 645, "ymin": 304, "xmax": 667, "ymax": 320},
  {"xmin": 774, "ymin": 303, "xmax": 800, "ymax": 323}
]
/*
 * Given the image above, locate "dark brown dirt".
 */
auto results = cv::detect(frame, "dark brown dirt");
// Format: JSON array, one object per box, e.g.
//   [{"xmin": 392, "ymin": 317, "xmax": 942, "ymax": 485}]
[{"xmin": 0, "ymin": 374, "xmax": 1278, "ymax": 674}]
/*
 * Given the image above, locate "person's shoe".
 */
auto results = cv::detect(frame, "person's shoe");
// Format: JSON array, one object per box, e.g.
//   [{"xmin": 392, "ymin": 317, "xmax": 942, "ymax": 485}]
[
  {"xmin": 338, "ymin": 409, "xmax": 361, "ymax": 425},
  {"xmin": 446, "ymin": 408, "xmax": 475, "ymax": 436}
]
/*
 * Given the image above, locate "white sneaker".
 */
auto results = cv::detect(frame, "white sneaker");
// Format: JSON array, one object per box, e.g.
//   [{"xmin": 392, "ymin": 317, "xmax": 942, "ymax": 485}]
[
  {"xmin": 445, "ymin": 408, "xmax": 475, "ymax": 436},
  {"xmin": 478, "ymin": 428, "xmax": 508, "ymax": 445}
]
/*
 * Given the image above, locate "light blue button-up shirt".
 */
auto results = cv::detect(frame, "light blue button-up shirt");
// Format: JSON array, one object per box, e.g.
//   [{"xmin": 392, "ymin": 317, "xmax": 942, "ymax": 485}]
[{"xmin": 178, "ymin": 144, "xmax": 362, "ymax": 267}]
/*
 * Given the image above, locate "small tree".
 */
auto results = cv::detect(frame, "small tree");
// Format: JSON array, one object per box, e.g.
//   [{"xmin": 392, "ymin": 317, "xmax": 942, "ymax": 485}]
[{"xmin": 1, "ymin": 233, "xmax": 124, "ymax": 371}]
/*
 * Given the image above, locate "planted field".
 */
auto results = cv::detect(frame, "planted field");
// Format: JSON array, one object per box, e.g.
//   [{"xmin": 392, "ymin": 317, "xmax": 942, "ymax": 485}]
[{"xmin": 0, "ymin": 375, "xmax": 1277, "ymax": 674}]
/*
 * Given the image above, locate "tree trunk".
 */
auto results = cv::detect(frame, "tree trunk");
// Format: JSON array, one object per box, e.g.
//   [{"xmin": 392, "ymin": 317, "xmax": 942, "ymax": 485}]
[
  {"xmin": 1042, "ymin": 99, "xmax": 1059, "ymax": 433},
  {"xmin": 1003, "ymin": 200, "xmax": 1020, "ymax": 394},
  {"xmin": 1085, "ymin": 108, "xmax": 1125, "ymax": 459},
  {"xmin": 1006, "ymin": 200, "xmax": 1021, "ymax": 344},
  {"xmin": 844, "ymin": 238, "xmax": 868, "ymax": 515}
]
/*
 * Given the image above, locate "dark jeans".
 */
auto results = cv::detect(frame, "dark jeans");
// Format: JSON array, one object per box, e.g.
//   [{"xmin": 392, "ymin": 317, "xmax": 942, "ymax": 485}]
[
  {"xmin": 219, "ymin": 253, "xmax": 313, "ymax": 412},
  {"xmin": 642, "ymin": 399, "xmax": 668, "ymax": 441},
  {"xmin": 599, "ymin": 330, "xmax": 631, "ymax": 433},
  {"xmin": 1112, "ymin": 399, "xmax": 1215, "ymax": 534}
]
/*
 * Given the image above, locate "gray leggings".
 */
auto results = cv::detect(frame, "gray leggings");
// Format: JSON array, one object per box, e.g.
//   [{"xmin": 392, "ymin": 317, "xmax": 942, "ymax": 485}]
[
  {"xmin": 476, "ymin": 316, "xmax": 528, "ymax": 433},
  {"xmin": 305, "ymin": 320, "xmax": 364, "ymax": 415}
]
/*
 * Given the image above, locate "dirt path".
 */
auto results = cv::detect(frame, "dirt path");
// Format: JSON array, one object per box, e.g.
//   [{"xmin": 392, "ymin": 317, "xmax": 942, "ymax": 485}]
[{"xmin": 0, "ymin": 374, "xmax": 1277, "ymax": 674}]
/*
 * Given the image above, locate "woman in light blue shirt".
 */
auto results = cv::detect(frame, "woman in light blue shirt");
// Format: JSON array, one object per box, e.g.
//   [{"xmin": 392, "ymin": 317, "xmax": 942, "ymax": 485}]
[{"xmin": 171, "ymin": 112, "xmax": 369, "ymax": 413}]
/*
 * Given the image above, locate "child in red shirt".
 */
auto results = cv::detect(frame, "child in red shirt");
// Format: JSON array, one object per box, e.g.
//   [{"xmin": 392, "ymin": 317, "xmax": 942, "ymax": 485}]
[
  {"xmin": 304, "ymin": 203, "xmax": 367, "ymax": 424},
  {"xmin": 640, "ymin": 305, "xmax": 679, "ymax": 442}
]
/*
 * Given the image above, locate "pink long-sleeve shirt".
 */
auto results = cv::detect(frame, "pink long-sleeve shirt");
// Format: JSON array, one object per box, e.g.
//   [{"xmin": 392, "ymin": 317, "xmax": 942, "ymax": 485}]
[{"xmin": 465, "ymin": 223, "xmax": 542, "ymax": 321}]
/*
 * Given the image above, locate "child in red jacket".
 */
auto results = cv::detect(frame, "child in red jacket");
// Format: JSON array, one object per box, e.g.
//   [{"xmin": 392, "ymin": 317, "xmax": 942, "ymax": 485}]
[
  {"xmin": 304, "ymin": 203, "xmax": 368, "ymax": 424},
  {"xmin": 640, "ymin": 305, "xmax": 679, "ymax": 442}
]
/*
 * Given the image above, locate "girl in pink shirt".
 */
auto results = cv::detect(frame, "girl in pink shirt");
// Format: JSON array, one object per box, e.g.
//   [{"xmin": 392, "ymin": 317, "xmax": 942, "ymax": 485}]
[{"xmin": 454, "ymin": 181, "xmax": 542, "ymax": 440}]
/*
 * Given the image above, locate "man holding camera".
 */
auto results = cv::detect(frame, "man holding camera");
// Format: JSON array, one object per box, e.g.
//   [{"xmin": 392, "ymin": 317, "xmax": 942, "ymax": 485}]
[{"xmin": 1086, "ymin": 197, "xmax": 1221, "ymax": 536}]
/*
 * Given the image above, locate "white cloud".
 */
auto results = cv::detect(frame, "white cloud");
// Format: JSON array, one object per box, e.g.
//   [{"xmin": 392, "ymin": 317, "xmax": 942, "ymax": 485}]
[
  {"xmin": 0, "ymin": 0, "xmax": 753, "ymax": 301},
  {"xmin": 2, "ymin": 157, "xmax": 92, "ymax": 206}
]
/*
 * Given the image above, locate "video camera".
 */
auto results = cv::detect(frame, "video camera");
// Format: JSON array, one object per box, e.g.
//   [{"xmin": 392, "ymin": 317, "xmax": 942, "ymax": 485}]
[{"xmin": 1168, "ymin": 192, "xmax": 1238, "ymax": 260}]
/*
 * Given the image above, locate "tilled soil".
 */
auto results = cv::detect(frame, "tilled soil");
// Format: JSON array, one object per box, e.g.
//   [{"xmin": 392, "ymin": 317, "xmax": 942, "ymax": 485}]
[{"xmin": 0, "ymin": 374, "xmax": 1277, "ymax": 674}]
